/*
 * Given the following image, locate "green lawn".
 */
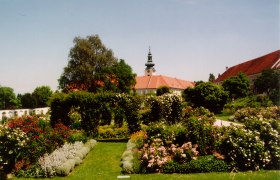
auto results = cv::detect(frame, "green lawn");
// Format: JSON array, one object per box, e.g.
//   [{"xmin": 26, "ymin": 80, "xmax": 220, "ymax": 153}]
[
  {"xmin": 13, "ymin": 142, "xmax": 279, "ymax": 180},
  {"xmin": 216, "ymin": 111, "xmax": 233, "ymax": 121}
]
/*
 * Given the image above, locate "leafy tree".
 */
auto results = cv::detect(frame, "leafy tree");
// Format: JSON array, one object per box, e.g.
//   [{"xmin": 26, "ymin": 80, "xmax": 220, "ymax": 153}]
[
  {"xmin": 208, "ymin": 73, "xmax": 215, "ymax": 82},
  {"xmin": 0, "ymin": 86, "xmax": 20, "ymax": 109},
  {"xmin": 58, "ymin": 35, "xmax": 118, "ymax": 92},
  {"xmin": 32, "ymin": 86, "xmax": 53, "ymax": 107},
  {"xmin": 156, "ymin": 86, "xmax": 171, "ymax": 96},
  {"xmin": 183, "ymin": 82, "xmax": 228, "ymax": 113},
  {"xmin": 95, "ymin": 59, "xmax": 136, "ymax": 93},
  {"xmin": 254, "ymin": 69, "xmax": 280, "ymax": 105},
  {"xmin": 20, "ymin": 93, "xmax": 36, "ymax": 109},
  {"xmin": 222, "ymin": 73, "xmax": 250, "ymax": 99}
]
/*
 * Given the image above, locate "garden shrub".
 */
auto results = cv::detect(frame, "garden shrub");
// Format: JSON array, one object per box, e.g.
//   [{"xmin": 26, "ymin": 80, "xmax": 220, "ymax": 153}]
[
  {"xmin": 184, "ymin": 155, "xmax": 229, "ymax": 173},
  {"xmin": 68, "ymin": 130, "xmax": 88, "ymax": 143},
  {"xmin": 37, "ymin": 140, "xmax": 97, "ymax": 177},
  {"xmin": 138, "ymin": 138, "xmax": 199, "ymax": 173},
  {"xmin": 130, "ymin": 131, "xmax": 145, "ymax": 148},
  {"xmin": 215, "ymin": 106, "xmax": 280, "ymax": 171},
  {"xmin": 50, "ymin": 92, "xmax": 142, "ymax": 137},
  {"xmin": 183, "ymin": 82, "xmax": 229, "ymax": 113},
  {"xmin": 182, "ymin": 107, "xmax": 217, "ymax": 155},
  {"xmin": 3, "ymin": 116, "xmax": 72, "ymax": 176},
  {"xmin": 98, "ymin": 124, "xmax": 129, "ymax": 139},
  {"xmin": 121, "ymin": 140, "xmax": 137, "ymax": 174},
  {"xmin": 162, "ymin": 156, "xmax": 228, "ymax": 174},
  {"xmin": 225, "ymin": 95, "xmax": 273, "ymax": 110},
  {"xmin": 217, "ymin": 126, "xmax": 267, "ymax": 171},
  {"xmin": 0, "ymin": 124, "xmax": 28, "ymax": 173},
  {"xmin": 144, "ymin": 94, "xmax": 182, "ymax": 125},
  {"xmin": 162, "ymin": 161, "xmax": 180, "ymax": 174}
]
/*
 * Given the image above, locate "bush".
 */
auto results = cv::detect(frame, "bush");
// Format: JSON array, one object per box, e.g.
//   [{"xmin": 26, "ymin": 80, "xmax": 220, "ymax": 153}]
[
  {"xmin": 162, "ymin": 156, "xmax": 228, "ymax": 174},
  {"xmin": 182, "ymin": 107, "xmax": 217, "ymax": 155},
  {"xmin": 98, "ymin": 124, "xmax": 129, "ymax": 139},
  {"xmin": 144, "ymin": 94, "xmax": 182, "ymax": 125},
  {"xmin": 225, "ymin": 95, "xmax": 273, "ymax": 110},
  {"xmin": 0, "ymin": 124, "xmax": 28, "ymax": 173},
  {"xmin": 37, "ymin": 140, "xmax": 97, "ymax": 177},
  {"xmin": 183, "ymin": 82, "xmax": 229, "ymax": 113},
  {"xmin": 50, "ymin": 92, "xmax": 142, "ymax": 136},
  {"xmin": 68, "ymin": 130, "xmax": 88, "ymax": 143},
  {"xmin": 162, "ymin": 161, "xmax": 180, "ymax": 174},
  {"xmin": 3, "ymin": 116, "xmax": 73, "ymax": 175}
]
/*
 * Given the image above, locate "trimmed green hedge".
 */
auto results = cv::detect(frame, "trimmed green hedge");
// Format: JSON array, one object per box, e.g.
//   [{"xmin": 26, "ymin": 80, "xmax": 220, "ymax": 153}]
[
  {"xmin": 162, "ymin": 155, "xmax": 229, "ymax": 174},
  {"xmin": 49, "ymin": 92, "xmax": 141, "ymax": 137}
]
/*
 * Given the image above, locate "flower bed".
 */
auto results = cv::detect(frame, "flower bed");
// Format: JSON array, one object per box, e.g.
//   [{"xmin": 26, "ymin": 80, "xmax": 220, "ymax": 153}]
[
  {"xmin": 121, "ymin": 106, "xmax": 280, "ymax": 174},
  {"xmin": 0, "ymin": 115, "xmax": 89, "ymax": 177}
]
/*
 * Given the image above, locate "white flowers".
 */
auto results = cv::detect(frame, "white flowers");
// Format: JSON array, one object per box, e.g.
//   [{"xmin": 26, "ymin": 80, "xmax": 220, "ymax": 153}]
[{"xmin": 38, "ymin": 139, "xmax": 97, "ymax": 177}]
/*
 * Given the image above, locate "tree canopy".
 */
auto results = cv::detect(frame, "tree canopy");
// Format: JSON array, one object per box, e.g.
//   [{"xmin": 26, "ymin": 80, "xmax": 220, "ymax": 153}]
[
  {"xmin": 222, "ymin": 73, "xmax": 250, "ymax": 99},
  {"xmin": 254, "ymin": 69, "xmax": 280, "ymax": 105},
  {"xmin": 208, "ymin": 73, "xmax": 215, "ymax": 82},
  {"xmin": 94, "ymin": 59, "xmax": 136, "ymax": 93},
  {"xmin": 32, "ymin": 86, "xmax": 53, "ymax": 107},
  {"xmin": 183, "ymin": 82, "xmax": 228, "ymax": 113},
  {"xmin": 0, "ymin": 86, "xmax": 20, "ymax": 109},
  {"xmin": 58, "ymin": 35, "xmax": 118, "ymax": 92},
  {"xmin": 20, "ymin": 93, "xmax": 36, "ymax": 109}
]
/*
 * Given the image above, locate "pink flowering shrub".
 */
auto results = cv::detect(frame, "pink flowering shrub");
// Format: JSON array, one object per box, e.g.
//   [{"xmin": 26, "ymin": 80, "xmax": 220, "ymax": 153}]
[{"xmin": 139, "ymin": 138, "xmax": 199, "ymax": 173}]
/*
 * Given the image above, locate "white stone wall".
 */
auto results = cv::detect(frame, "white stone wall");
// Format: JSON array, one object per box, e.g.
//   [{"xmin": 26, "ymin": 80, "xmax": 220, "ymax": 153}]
[{"xmin": 0, "ymin": 107, "xmax": 50, "ymax": 120}]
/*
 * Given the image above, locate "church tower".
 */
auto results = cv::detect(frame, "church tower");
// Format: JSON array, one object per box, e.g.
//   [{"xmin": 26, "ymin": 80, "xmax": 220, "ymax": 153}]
[{"xmin": 145, "ymin": 47, "xmax": 156, "ymax": 76}]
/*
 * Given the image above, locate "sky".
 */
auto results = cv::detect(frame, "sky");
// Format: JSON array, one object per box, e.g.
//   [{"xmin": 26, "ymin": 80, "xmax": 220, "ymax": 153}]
[{"xmin": 0, "ymin": 0, "xmax": 279, "ymax": 94}]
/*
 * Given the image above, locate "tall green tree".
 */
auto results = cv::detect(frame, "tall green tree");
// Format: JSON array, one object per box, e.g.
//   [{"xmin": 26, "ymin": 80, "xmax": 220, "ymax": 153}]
[
  {"xmin": 32, "ymin": 86, "xmax": 53, "ymax": 107},
  {"xmin": 95, "ymin": 59, "xmax": 136, "ymax": 93},
  {"xmin": 20, "ymin": 93, "xmax": 36, "ymax": 109},
  {"xmin": 254, "ymin": 69, "xmax": 280, "ymax": 105},
  {"xmin": 183, "ymin": 82, "xmax": 228, "ymax": 113},
  {"xmin": 58, "ymin": 35, "xmax": 118, "ymax": 92},
  {"xmin": 222, "ymin": 73, "xmax": 250, "ymax": 99},
  {"xmin": 0, "ymin": 86, "xmax": 20, "ymax": 109},
  {"xmin": 208, "ymin": 73, "xmax": 216, "ymax": 82}
]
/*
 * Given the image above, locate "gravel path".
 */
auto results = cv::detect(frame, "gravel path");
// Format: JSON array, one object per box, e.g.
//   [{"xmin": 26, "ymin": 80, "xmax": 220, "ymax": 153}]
[{"xmin": 214, "ymin": 119, "xmax": 242, "ymax": 127}]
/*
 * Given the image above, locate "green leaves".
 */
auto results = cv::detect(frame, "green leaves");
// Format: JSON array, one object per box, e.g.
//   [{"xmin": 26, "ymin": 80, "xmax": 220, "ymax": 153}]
[
  {"xmin": 222, "ymin": 73, "xmax": 250, "ymax": 99},
  {"xmin": 183, "ymin": 82, "xmax": 229, "ymax": 113}
]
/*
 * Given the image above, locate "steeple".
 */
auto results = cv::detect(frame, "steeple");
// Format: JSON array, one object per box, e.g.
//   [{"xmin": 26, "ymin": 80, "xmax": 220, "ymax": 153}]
[{"xmin": 145, "ymin": 47, "xmax": 156, "ymax": 76}]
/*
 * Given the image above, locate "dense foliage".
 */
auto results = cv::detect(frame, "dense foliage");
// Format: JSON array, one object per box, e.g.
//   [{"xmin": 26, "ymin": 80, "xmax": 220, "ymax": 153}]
[
  {"xmin": 0, "ymin": 115, "xmax": 89, "ymax": 176},
  {"xmin": 32, "ymin": 86, "xmax": 53, "ymax": 107},
  {"xmin": 183, "ymin": 82, "xmax": 228, "ymax": 113},
  {"xmin": 0, "ymin": 86, "xmax": 20, "ymax": 109},
  {"xmin": 217, "ymin": 106, "xmax": 280, "ymax": 171},
  {"xmin": 50, "ymin": 92, "xmax": 141, "ymax": 136},
  {"xmin": 121, "ymin": 106, "xmax": 280, "ymax": 174},
  {"xmin": 121, "ymin": 107, "xmax": 223, "ymax": 174},
  {"xmin": 222, "ymin": 73, "xmax": 250, "ymax": 99},
  {"xmin": 95, "ymin": 59, "xmax": 136, "ymax": 93},
  {"xmin": 58, "ymin": 35, "xmax": 117, "ymax": 92},
  {"xmin": 142, "ymin": 94, "xmax": 182, "ymax": 125},
  {"xmin": 58, "ymin": 35, "xmax": 135, "ymax": 93},
  {"xmin": 254, "ymin": 69, "xmax": 280, "ymax": 105},
  {"xmin": 156, "ymin": 86, "xmax": 171, "ymax": 96}
]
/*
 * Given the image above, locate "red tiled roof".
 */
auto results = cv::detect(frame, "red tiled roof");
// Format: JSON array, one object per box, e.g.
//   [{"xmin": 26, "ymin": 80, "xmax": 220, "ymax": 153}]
[
  {"xmin": 215, "ymin": 50, "xmax": 280, "ymax": 82},
  {"xmin": 135, "ymin": 75, "xmax": 195, "ymax": 90}
]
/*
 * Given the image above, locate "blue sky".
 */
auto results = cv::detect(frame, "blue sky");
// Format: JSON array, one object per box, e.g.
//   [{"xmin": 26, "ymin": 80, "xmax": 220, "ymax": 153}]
[{"xmin": 0, "ymin": 0, "xmax": 279, "ymax": 94}]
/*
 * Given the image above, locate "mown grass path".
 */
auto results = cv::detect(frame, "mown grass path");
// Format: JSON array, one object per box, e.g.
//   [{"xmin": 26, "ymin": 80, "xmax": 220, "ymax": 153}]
[{"xmin": 65, "ymin": 142, "xmax": 126, "ymax": 180}]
